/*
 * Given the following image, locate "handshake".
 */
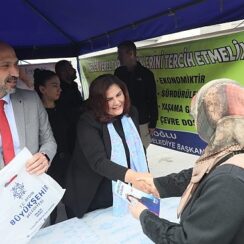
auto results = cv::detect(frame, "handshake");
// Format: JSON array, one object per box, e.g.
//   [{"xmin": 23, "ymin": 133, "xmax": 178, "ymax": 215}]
[{"xmin": 125, "ymin": 169, "xmax": 159, "ymax": 198}]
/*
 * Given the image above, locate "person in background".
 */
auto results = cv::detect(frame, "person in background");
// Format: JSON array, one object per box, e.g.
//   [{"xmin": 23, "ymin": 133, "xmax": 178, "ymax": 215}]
[
  {"xmin": 129, "ymin": 78, "xmax": 244, "ymax": 244},
  {"xmin": 114, "ymin": 41, "xmax": 158, "ymax": 149},
  {"xmin": 55, "ymin": 60, "xmax": 83, "ymax": 110},
  {"xmin": 34, "ymin": 69, "xmax": 76, "ymax": 224},
  {"xmin": 17, "ymin": 67, "xmax": 34, "ymax": 90},
  {"xmin": 64, "ymin": 74, "xmax": 154, "ymax": 218},
  {"xmin": 0, "ymin": 41, "xmax": 56, "ymax": 174}
]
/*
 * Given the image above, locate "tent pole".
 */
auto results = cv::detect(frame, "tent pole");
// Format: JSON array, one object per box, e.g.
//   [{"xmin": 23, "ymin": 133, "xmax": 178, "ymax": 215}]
[{"xmin": 76, "ymin": 56, "xmax": 84, "ymax": 100}]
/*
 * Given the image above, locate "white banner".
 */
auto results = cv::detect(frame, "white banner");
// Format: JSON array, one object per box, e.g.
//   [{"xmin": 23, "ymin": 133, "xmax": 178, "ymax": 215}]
[{"xmin": 18, "ymin": 63, "xmax": 56, "ymax": 90}]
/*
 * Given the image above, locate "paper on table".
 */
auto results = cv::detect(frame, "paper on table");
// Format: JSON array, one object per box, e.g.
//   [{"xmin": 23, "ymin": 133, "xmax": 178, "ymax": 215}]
[{"xmin": 30, "ymin": 197, "xmax": 181, "ymax": 244}]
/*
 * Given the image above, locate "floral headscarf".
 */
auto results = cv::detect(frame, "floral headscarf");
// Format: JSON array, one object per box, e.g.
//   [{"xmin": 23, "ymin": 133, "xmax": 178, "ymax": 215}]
[{"xmin": 177, "ymin": 78, "xmax": 244, "ymax": 217}]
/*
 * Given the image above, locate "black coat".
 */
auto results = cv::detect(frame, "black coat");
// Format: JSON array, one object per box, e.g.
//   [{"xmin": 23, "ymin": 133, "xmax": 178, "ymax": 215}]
[
  {"xmin": 56, "ymin": 80, "xmax": 83, "ymax": 109},
  {"xmin": 141, "ymin": 166, "xmax": 244, "ymax": 244},
  {"xmin": 64, "ymin": 106, "xmax": 140, "ymax": 218},
  {"xmin": 46, "ymin": 106, "xmax": 76, "ymax": 187}
]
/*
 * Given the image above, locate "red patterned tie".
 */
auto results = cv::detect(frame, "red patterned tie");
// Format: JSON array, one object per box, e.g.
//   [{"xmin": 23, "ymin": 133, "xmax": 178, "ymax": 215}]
[{"xmin": 0, "ymin": 100, "xmax": 15, "ymax": 165}]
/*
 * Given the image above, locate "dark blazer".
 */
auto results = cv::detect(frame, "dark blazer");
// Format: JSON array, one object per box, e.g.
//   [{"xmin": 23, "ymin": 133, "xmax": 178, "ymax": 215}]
[{"xmin": 64, "ymin": 106, "xmax": 139, "ymax": 218}]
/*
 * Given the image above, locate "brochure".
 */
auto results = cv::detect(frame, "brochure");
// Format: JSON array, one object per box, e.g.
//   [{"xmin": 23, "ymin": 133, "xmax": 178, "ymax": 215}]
[{"xmin": 114, "ymin": 180, "xmax": 160, "ymax": 216}]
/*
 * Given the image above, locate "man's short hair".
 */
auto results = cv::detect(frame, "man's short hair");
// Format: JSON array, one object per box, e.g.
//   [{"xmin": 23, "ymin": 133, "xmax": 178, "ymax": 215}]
[
  {"xmin": 118, "ymin": 41, "xmax": 137, "ymax": 54},
  {"xmin": 55, "ymin": 60, "xmax": 70, "ymax": 76}
]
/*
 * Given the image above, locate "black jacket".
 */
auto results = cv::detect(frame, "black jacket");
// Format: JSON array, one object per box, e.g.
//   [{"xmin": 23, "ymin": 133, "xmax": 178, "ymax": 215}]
[
  {"xmin": 115, "ymin": 62, "xmax": 158, "ymax": 128},
  {"xmin": 46, "ymin": 106, "xmax": 76, "ymax": 187},
  {"xmin": 64, "ymin": 106, "xmax": 140, "ymax": 218},
  {"xmin": 140, "ymin": 165, "xmax": 244, "ymax": 244},
  {"xmin": 57, "ymin": 80, "xmax": 83, "ymax": 109}
]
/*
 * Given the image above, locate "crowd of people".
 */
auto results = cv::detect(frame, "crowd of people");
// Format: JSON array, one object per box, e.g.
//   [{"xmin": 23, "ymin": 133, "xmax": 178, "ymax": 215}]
[{"xmin": 0, "ymin": 40, "xmax": 244, "ymax": 243}]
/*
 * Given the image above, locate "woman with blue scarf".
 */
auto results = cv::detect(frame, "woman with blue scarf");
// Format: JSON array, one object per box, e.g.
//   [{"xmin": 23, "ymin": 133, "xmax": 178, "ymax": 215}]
[{"xmin": 64, "ymin": 74, "xmax": 153, "ymax": 218}]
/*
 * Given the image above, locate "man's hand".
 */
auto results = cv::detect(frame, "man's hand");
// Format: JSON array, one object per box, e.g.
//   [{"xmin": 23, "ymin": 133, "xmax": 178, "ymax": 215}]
[
  {"xmin": 26, "ymin": 152, "xmax": 49, "ymax": 175},
  {"xmin": 128, "ymin": 197, "xmax": 148, "ymax": 219}
]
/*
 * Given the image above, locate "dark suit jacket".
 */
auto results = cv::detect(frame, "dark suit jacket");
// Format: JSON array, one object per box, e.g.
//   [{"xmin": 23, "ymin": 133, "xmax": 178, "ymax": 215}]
[{"xmin": 64, "ymin": 106, "xmax": 139, "ymax": 218}]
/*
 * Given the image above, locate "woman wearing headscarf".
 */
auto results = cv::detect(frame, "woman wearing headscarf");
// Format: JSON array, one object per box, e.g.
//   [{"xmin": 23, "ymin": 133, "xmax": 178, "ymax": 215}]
[
  {"xmin": 129, "ymin": 78, "xmax": 244, "ymax": 244},
  {"xmin": 64, "ymin": 74, "xmax": 152, "ymax": 218}
]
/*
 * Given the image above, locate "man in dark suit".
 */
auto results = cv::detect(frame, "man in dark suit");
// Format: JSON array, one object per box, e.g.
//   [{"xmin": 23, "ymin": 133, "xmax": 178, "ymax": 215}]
[
  {"xmin": 55, "ymin": 60, "xmax": 83, "ymax": 110},
  {"xmin": 114, "ymin": 41, "xmax": 158, "ymax": 149},
  {"xmin": 0, "ymin": 41, "xmax": 57, "ymax": 173}
]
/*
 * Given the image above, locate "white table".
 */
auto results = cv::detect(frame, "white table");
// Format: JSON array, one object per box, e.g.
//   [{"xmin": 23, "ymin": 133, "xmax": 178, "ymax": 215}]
[{"xmin": 30, "ymin": 197, "xmax": 180, "ymax": 244}]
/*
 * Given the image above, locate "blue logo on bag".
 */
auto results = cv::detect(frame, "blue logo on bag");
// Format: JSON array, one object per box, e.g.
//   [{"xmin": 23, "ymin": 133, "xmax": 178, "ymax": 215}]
[{"xmin": 11, "ymin": 182, "xmax": 26, "ymax": 199}]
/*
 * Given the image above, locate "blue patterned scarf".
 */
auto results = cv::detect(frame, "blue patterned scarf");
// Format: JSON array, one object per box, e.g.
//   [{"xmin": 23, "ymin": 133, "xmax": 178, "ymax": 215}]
[{"xmin": 107, "ymin": 115, "xmax": 148, "ymax": 216}]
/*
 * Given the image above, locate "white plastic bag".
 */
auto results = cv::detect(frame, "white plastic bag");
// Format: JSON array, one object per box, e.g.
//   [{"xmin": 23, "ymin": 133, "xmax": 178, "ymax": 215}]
[{"xmin": 0, "ymin": 147, "xmax": 65, "ymax": 244}]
